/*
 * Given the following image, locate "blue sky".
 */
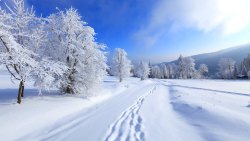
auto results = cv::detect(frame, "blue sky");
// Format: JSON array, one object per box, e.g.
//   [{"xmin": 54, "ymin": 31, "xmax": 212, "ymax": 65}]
[{"xmin": 3, "ymin": 0, "xmax": 250, "ymax": 63}]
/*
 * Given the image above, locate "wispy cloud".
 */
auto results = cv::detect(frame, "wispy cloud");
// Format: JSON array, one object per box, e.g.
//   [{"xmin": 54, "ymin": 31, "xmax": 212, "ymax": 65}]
[{"xmin": 134, "ymin": 0, "xmax": 250, "ymax": 46}]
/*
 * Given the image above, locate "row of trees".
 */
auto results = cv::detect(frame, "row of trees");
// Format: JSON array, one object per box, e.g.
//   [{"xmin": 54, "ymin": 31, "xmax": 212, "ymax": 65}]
[
  {"xmin": 149, "ymin": 55, "xmax": 209, "ymax": 79},
  {"xmin": 149, "ymin": 54, "xmax": 250, "ymax": 80},
  {"xmin": 109, "ymin": 48, "xmax": 150, "ymax": 81},
  {"xmin": 109, "ymin": 51, "xmax": 209, "ymax": 81},
  {"xmin": 109, "ymin": 50, "xmax": 250, "ymax": 82},
  {"xmin": 0, "ymin": 0, "xmax": 107, "ymax": 103}
]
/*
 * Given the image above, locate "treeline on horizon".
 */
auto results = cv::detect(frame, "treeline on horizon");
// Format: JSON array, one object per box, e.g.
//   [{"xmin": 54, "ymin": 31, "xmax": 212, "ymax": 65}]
[{"xmin": 124, "ymin": 54, "xmax": 250, "ymax": 80}]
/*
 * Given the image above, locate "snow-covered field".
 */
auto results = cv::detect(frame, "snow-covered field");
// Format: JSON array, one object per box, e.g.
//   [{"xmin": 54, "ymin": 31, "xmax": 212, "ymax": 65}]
[{"xmin": 0, "ymin": 75, "xmax": 250, "ymax": 141}]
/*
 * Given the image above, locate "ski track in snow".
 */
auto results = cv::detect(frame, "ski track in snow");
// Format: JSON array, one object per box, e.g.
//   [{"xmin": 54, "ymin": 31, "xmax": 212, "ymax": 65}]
[{"xmin": 104, "ymin": 85, "xmax": 157, "ymax": 141}]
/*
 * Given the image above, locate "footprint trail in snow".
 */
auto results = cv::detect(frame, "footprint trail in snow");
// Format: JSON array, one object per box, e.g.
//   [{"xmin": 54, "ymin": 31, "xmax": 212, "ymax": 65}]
[{"xmin": 104, "ymin": 86, "xmax": 157, "ymax": 141}]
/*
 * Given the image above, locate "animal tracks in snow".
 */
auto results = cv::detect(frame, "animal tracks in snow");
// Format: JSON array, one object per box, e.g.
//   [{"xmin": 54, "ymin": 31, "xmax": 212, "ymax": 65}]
[{"xmin": 104, "ymin": 85, "xmax": 157, "ymax": 141}]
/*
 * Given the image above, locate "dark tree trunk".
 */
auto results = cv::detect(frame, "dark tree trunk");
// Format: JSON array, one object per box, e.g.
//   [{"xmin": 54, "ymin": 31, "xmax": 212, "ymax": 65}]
[
  {"xmin": 17, "ymin": 80, "xmax": 24, "ymax": 104},
  {"xmin": 21, "ymin": 82, "xmax": 24, "ymax": 97}
]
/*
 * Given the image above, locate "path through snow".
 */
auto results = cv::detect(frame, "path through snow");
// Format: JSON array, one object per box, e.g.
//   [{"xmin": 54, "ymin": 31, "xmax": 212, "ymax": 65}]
[{"xmin": 1, "ymin": 78, "xmax": 250, "ymax": 141}]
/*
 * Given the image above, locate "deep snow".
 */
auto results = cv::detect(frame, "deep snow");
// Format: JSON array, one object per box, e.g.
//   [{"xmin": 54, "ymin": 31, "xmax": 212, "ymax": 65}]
[{"xmin": 0, "ymin": 75, "xmax": 250, "ymax": 141}]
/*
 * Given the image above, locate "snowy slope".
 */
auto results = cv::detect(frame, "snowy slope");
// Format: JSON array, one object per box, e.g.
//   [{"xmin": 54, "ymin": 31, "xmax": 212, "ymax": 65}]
[{"xmin": 1, "ymin": 76, "xmax": 250, "ymax": 141}]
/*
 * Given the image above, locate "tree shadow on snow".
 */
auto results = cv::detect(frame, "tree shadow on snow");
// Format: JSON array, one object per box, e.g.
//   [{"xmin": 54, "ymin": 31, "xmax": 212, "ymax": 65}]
[{"xmin": 0, "ymin": 89, "xmax": 60, "ymax": 105}]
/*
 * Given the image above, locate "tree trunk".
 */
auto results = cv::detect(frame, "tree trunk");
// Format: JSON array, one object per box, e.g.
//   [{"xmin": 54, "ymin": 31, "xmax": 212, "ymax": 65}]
[
  {"xmin": 21, "ymin": 81, "xmax": 24, "ymax": 97},
  {"xmin": 119, "ymin": 77, "xmax": 122, "ymax": 82},
  {"xmin": 17, "ymin": 80, "xmax": 24, "ymax": 104}
]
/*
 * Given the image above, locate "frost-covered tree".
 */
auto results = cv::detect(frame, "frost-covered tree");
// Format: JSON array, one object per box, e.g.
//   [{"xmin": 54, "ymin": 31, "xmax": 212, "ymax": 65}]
[
  {"xmin": 0, "ymin": 0, "xmax": 42, "ymax": 103},
  {"xmin": 46, "ymin": 8, "xmax": 107, "ymax": 94},
  {"xmin": 243, "ymin": 54, "xmax": 250, "ymax": 70},
  {"xmin": 237, "ymin": 62, "xmax": 247, "ymax": 78},
  {"xmin": 167, "ymin": 63, "xmax": 176, "ymax": 79},
  {"xmin": 237, "ymin": 54, "xmax": 250, "ymax": 78},
  {"xmin": 198, "ymin": 64, "xmax": 209, "ymax": 79},
  {"xmin": 183, "ymin": 57, "xmax": 196, "ymax": 79},
  {"xmin": 148, "ymin": 61, "xmax": 153, "ymax": 78},
  {"xmin": 177, "ymin": 55, "xmax": 185, "ymax": 79},
  {"xmin": 111, "ymin": 48, "xmax": 132, "ymax": 82},
  {"xmin": 160, "ymin": 64, "xmax": 168, "ymax": 79},
  {"xmin": 176, "ymin": 55, "xmax": 196, "ymax": 79},
  {"xmin": 151, "ymin": 65, "xmax": 163, "ymax": 79},
  {"xmin": 136, "ymin": 61, "xmax": 150, "ymax": 80},
  {"xmin": 0, "ymin": 0, "xmax": 68, "ymax": 103},
  {"xmin": 0, "ymin": 0, "xmax": 37, "ymax": 104},
  {"xmin": 0, "ymin": 26, "xmax": 37, "ymax": 104},
  {"xmin": 247, "ymin": 71, "xmax": 250, "ymax": 79},
  {"xmin": 217, "ymin": 58, "xmax": 236, "ymax": 79}
]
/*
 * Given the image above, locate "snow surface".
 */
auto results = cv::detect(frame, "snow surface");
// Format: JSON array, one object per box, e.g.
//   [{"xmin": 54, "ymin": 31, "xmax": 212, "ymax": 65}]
[{"xmin": 0, "ymin": 75, "xmax": 250, "ymax": 141}]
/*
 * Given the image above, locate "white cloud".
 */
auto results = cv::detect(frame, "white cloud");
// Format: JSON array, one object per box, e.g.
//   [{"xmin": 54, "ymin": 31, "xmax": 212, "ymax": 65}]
[{"xmin": 134, "ymin": 0, "xmax": 250, "ymax": 46}]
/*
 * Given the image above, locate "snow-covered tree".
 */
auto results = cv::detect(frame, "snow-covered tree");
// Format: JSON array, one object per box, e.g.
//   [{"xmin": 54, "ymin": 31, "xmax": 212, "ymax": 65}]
[
  {"xmin": 151, "ymin": 65, "xmax": 163, "ymax": 79},
  {"xmin": 160, "ymin": 64, "xmax": 168, "ymax": 79},
  {"xmin": 167, "ymin": 63, "xmax": 176, "ymax": 79},
  {"xmin": 148, "ymin": 61, "xmax": 153, "ymax": 78},
  {"xmin": 247, "ymin": 71, "xmax": 250, "ymax": 79},
  {"xmin": 176, "ymin": 55, "xmax": 196, "ymax": 79},
  {"xmin": 176, "ymin": 55, "xmax": 185, "ymax": 79},
  {"xmin": 243, "ymin": 54, "xmax": 250, "ymax": 70},
  {"xmin": 0, "ymin": 0, "xmax": 43, "ymax": 103},
  {"xmin": 0, "ymin": 0, "xmax": 68, "ymax": 103},
  {"xmin": 198, "ymin": 64, "xmax": 208, "ymax": 78},
  {"xmin": 217, "ymin": 58, "xmax": 236, "ymax": 79},
  {"xmin": 136, "ymin": 61, "xmax": 150, "ymax": 80},
  {"xmin": 111, "ymin": 48, "xmax": 131, "ymax": 82},
  {"xmin": 237, "ymin": 54, "xmax": 250, "ymax": 78},
  {"xmin": 45, "ymin": 8, "xmax": 107, "ymax": 94},
  {"xmin": 183, "ymin": 57, "xmax": 196, "ymax": 78},
  {"xmin": 237, "ymin": 62, "xmax": 248, "ymax": 78}
]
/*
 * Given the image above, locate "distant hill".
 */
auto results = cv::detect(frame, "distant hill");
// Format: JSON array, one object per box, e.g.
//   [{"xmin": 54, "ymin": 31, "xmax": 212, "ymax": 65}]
[{"xmin": 163, "ymin": 43, "xmax": 250, "ymax": 75}]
